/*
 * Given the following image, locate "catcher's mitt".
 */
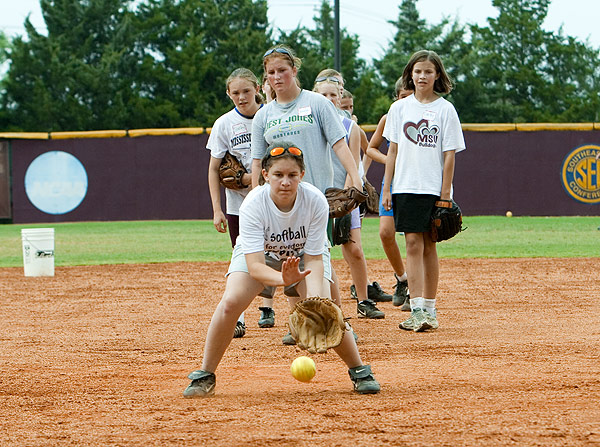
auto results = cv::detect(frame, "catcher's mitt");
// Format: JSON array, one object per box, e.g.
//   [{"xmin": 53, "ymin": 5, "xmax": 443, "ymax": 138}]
[
  {"xmin": 430, "ymin": 200, "xmax": 463, "ymax": 242},
  {"xmin": 219, "ymin": 152, "xmax": 247, "ymax": 190},
  {"xmin": 324, "ymin": 186, "xmax": 368, "ymax": 218},
  {"xmin": 362, "ymin": 177, "xmax": 379, "ymax": 215},
  {"xmin": 332, "ymin": 213, "xmax": 352, "ymax": 246},
  {"xmin": 288, "ymin": 297, "xmax": 346, "ymax": 354}
]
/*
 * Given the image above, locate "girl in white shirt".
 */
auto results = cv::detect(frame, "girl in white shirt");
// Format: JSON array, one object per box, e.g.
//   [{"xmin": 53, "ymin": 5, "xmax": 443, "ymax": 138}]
[
  {"xmin": 206, "ymin": 68, "xmax": 274, "ymax": 335},
  {"xmin": 382, "ymin": 50, "xmax": 466, "ymax": 333},
  {"xmin": 183, "ymin": 143, "xmax": 380, "ymax": 397}
]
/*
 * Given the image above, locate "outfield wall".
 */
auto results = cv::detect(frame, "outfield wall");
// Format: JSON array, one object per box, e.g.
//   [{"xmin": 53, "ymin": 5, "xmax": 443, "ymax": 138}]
[{"xmin": 2, "ymin": 125, "xmax": 599, "ymax": 223}]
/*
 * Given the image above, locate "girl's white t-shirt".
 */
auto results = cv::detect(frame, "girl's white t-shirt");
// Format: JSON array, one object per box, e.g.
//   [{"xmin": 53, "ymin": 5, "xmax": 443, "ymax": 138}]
[
  {"xmin": 238, "ymin": 182, "xmax": 328, "ymax": 261},
  {"xmin": 383, "ymin": 94, "xmax": 466, "ymax": 196},
  {"xmin": 206, "ymin": 108, "xmax": 255, "ymax": 215}
]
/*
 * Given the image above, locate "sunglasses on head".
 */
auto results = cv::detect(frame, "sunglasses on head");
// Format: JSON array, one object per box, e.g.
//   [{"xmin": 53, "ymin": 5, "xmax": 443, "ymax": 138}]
[
  {"xmin": 269, "ymin": 146, "xmax": 302, "ymax": 157},
  {"xmin": 263, "ymin": 47, "xmax": 295, "ymax": 65},
  {"xmin": 314, "ymin": 76, "xmax": 341, "ymax": 84}
]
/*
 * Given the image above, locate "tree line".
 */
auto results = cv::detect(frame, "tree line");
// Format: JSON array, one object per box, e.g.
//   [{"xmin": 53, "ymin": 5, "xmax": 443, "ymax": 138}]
[{"xmin": 0, "ymin": 0, "xmax": 598, "ymax": 132}]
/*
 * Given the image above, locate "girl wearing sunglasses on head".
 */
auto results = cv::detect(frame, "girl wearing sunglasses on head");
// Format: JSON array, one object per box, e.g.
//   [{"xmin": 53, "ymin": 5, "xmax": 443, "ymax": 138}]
[{"xmin": 183, "ymin": 143, "xmax": 381, "ymax": 398}]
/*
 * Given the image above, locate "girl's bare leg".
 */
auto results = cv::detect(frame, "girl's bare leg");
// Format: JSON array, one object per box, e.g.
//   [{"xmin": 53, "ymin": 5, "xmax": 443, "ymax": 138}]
[
  {"xmin": 379, "ymin": 215, "xmax": 406, "ymax": 276},
  {"xmin": 404, "ymin": 232, "xmax": 425, "ymax": 298},
  {"xmin": 201, "ymin": 272, "xmax": 264, "ymax": 373}
]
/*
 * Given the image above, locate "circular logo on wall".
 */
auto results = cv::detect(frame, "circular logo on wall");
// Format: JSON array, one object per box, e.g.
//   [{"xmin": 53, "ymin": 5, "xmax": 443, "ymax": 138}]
[
  {"xmin": 561, "ymin": 144, "xmax": 600, "ymax": 204},
  {"xmin": 24, "ymin": 151, "xmax": 88, "ymax": 214}
]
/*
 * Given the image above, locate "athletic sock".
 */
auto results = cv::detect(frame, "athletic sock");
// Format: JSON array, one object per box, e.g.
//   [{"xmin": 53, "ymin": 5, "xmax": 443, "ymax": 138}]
[
  {"xmin": 410, "ymin": 297, "xmax": 425, "ymax": 310},
  {"xmin": 237, "ymin": 312, "xmax": 245, "ymax": 324},
  {"xmin": 395, "ymin": 272, "xmax": 408, "ymax": 282},
  {"xmin": 423, "ymin": 299, "xmax": 436, "ymax": 317}
]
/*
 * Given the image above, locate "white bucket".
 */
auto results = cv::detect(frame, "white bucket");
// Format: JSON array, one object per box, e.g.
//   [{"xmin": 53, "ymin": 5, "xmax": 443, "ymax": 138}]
[{"xmin": 21, "ymin": 228, "xmax": 55, "ymax": 277}]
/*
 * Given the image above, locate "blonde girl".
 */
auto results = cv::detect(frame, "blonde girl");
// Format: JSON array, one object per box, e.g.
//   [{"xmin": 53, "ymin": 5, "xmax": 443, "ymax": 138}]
[
  {"xmin": 250, "ymin": 45, "xmax": 361, "ymax": 193},
  {"xmin": 250, "ymin": 45, "xmax": 364, "ymax": 343},
  {"xmin": 206, "ymin": 68, "xmax": 274, "ymax": 334}
]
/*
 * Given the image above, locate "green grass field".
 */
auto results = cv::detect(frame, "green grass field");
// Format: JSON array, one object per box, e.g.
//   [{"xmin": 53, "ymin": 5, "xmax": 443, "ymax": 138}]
[{"xmin": 0, "ymin": 216, "xmax": 598, "ymax": 268}]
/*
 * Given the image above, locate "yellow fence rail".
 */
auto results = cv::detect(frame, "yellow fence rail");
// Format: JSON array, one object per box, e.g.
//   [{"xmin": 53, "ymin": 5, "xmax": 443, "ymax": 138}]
[
  {"xmin": 0, "ymin": 127, "xmax": 206, "ymax": 140},
  {"xmin": 1, "ymin": 123, "xmax": 600, "ymax": 140}
]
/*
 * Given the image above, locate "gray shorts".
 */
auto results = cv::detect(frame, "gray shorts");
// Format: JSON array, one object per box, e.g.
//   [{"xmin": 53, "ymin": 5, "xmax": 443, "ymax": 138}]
[{"xmin": 227, "ymin": 244, "xmax": 332, "ymax": 299}]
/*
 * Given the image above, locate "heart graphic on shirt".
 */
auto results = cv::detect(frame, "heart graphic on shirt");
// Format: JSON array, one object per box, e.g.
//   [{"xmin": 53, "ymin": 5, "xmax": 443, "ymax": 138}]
[
  {"xmin": 403, "ymin": 119, "xmax": 429, "ymax": 144},
  {"xmin": 422, "ymin": 125, "xmax": 440, "ymax": 137}
]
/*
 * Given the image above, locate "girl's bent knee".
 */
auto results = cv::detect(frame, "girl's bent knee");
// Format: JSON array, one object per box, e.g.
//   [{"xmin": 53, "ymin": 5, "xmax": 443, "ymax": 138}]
[{"xmin": 219, "ymin": 295, "xmax": 244, "ymax": 317}]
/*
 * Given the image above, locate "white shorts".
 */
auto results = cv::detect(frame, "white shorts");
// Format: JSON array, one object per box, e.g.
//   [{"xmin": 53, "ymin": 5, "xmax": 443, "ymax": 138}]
[
  {"xmin": 226, "ymin": 244, "xmax": 332, "ymax": 298},
  {"xmin": 350, "ymin": 206, "xmax": 361, "ymax": 230}
]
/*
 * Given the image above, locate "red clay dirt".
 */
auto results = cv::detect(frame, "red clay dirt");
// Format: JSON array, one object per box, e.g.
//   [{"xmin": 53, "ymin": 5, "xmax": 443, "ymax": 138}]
[{"xmin": 1, "ymin": 258, "xmax": 599, "ymax": 446}]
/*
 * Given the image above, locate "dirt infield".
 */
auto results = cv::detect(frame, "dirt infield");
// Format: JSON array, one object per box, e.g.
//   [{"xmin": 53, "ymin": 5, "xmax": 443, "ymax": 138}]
[{"xmin": 1, "ymin": 258, "xmax": 599, "ymax": 446}]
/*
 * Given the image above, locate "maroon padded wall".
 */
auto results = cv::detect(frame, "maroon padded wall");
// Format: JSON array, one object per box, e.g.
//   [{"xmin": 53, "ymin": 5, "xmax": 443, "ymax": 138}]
[
  {"xmin": 7, "ymin": 129, "xmax": 600, "ymax": 223},
  {"xmin": 0, "ymin": 142, "xmax": 10, "ymax": 220},
  {"xmin": 364, "ymin": 130, "xmax": 600, "ymax": 217},
  {"xmin": 10, "ymin": 135, "xmax": 212, "ymax": 223}
]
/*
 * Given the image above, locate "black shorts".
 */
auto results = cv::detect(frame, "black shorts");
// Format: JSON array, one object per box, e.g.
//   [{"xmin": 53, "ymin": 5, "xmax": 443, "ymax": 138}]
[
  {"xmin": 392, "ymin": 193, "xmax": 438, "ymax": 233},
  {"xmin": 226, "ymin": 214, "xmax": 240, "ymax": 248}
]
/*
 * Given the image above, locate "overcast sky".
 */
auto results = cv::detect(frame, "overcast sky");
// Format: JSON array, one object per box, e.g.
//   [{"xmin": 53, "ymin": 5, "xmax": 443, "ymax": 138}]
[{"xmin": 2, "ymin": 0, "xmax": 598, "ymax": 62}]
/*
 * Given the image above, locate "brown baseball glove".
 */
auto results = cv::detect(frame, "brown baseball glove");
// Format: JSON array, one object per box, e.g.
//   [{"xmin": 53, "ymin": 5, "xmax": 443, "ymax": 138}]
[
  {"xmin": 324, "ymin": 186, "xmax": 368, "ymax": 218},
  {"xmin": 362, "ymin": 177, "xmax": 379, "ymax": 215},
  {"xmin": 430, "ymin": 199, "xmax": 464, "ymax": 242},
  {"xmin": 288, "ymin": 297, "xmax": 346, "ymax": 354},
  {"xmin": 219, "ymin": 152, "xmax": 247, "ymax": 190}
]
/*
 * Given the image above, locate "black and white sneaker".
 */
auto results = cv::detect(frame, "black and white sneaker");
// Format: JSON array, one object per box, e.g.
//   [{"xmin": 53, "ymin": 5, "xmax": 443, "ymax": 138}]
[
  {"xmin": 348, "ymin": 365, "xmax": 380, "ymax": 394},
  {"xmin": 357, "ymin": 299, "xmax": 385, "ymax": 319},
  {"xmin": 233, "ymin": 321, "xmax": 246, "ymax": 338},
  {"xmin": 367, "ymin": 282, "xmax": 393, "ymax": 302},
  {"xmin": 392, "ymin": 274, "xmax": 411, "ymax": 311},
  {"xmin": 352, "ymin": 283, "xmax": 392, "ymax": 302}
]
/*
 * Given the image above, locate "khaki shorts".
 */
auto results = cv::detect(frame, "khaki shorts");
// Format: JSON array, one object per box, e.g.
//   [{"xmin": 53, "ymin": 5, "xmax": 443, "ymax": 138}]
[{"xmin": 227, "ymin": 243, "xmax": 332, "ymax": 298}]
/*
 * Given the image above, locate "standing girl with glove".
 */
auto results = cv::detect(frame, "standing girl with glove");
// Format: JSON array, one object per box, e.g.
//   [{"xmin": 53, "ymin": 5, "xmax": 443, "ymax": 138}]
[
  {"xmin": 381, "ymin": 50, "xmax": 466, "ymax": 332},
  {"xmin": 184, "ymin": 143, "xmax": 380, "ymax": 397},
  {"xmin": 206, "ymin": 68, "xmax": 274, "ymax": 336}
]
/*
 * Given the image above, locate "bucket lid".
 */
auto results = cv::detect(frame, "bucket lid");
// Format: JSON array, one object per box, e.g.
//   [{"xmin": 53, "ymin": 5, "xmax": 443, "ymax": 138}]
[{"xmin": 21, "ymin": 228, "xmax": 55, "ymax": 235}]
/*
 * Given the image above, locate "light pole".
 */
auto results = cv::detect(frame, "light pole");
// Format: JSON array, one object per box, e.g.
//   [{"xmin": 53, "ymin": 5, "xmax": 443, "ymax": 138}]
[{"xmin": 334, "ymin": 0, "xmax": 340, "ymax": 72}]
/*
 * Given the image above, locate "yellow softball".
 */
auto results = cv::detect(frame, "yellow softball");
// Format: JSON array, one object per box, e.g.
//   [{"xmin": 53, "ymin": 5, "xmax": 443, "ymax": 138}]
[{"xmin": 290, "ymin": 356, "xmax": 316, "ymax": 382}]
